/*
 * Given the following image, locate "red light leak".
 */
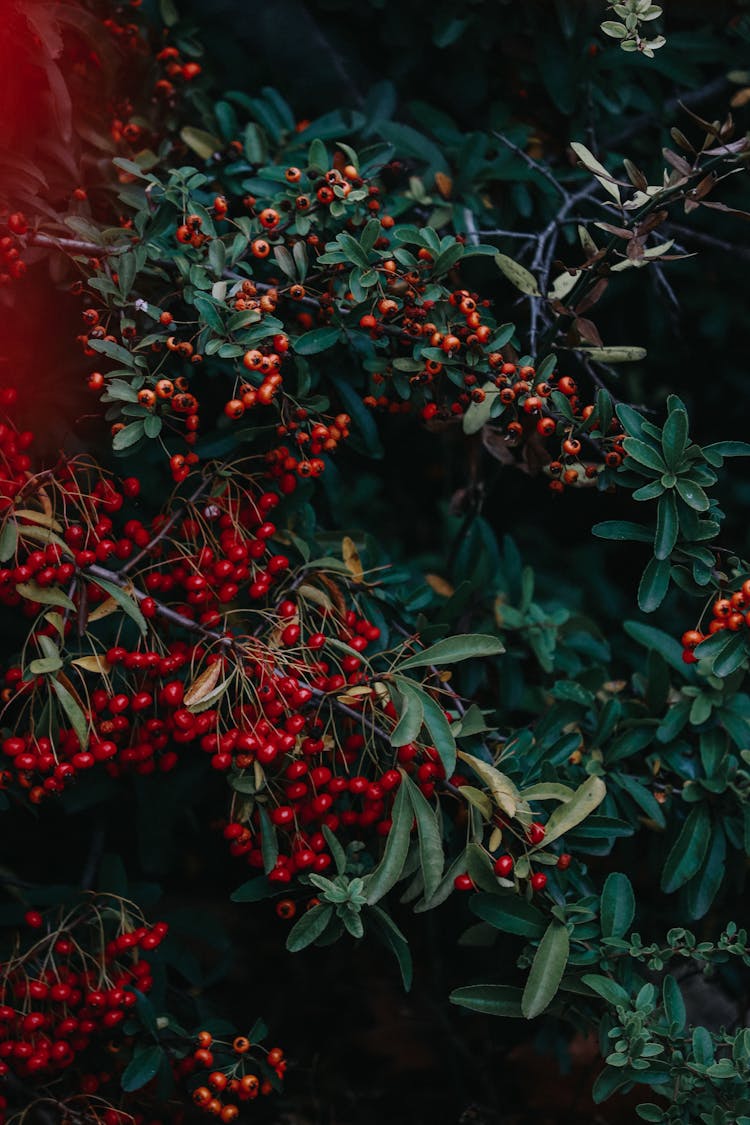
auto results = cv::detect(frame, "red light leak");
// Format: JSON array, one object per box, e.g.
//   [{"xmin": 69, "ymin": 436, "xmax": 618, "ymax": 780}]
[{"xmin": 0, "ymin": 0, "xmax": 101, "ymax": 452}]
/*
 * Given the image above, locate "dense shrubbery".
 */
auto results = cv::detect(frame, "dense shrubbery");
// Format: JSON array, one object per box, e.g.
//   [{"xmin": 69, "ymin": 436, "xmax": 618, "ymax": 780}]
[{"xmin": 2, "ymin": 2, "xmax": 750, "ymax": 1123}]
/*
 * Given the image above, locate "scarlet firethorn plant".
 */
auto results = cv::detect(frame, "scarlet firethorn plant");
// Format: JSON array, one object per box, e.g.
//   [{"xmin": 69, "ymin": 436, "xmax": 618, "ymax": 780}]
[{"xmin": 2, "ymin": 1, "xmax": 750, "ymax": 1123}]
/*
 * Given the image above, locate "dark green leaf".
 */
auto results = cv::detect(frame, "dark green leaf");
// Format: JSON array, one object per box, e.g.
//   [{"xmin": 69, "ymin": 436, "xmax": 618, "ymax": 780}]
[
  {"xmin": 293, "ymin": 327, "xmax": 341, "ymax": 354},
  {"xmin": 366, "ymin": 781, "xmax": 412, "ymax": 904},
  {"xmin": 390, "ymin": 681, "xmax": 425, "ymax": 746},
  {"xmin": 637, "ymin": 557, "xmax": 670, "ymax": 613},
  {"xmin": 403, "ymin": 774, "xmax": 443, "ymax": 900},
  {"xmin": 661, "ymin": 805, "xmax": 712, "ymax": 894},
  {"xmin": 368, "ymin": 905, "xmax": 413, "ymax": 990},
  {"xmin": 654, "ymin": 493, "xmax": 678, "ymax": 560},
  {"xmin": 661, "ymin": 409, "xmax": 689, "ymax": 470},
  {"xmin": 469, "ymin": 893, "xmax": 545, "ymax": 938},
  {"xmin": 600, "ymin": 872, "xmax": 635, "ymax": 938},
  {"xmin": 623, "ymin": 437, "xmax": 666, "ymax": 473},
  {"xmin": 450, "ymin": 984, "xmax": 524, "ymax": 1017},
  {"xmin": 521, "ymin": 921, "xmax": 569, "ymax": 1018},
  {"xmin": 121, "ymin": 1045, "xmax": 164, "ymax": 1092},
  {"xmin": 592, "ymin": 521, "xmax": 653, "ymax": 543},
  {"xmin": 662, "ymin": 974, "xmax": 686, "ymax": 1032},
  {"xmin": 286, "ymin": 904, "xmax": 334, "ymax": 952}
]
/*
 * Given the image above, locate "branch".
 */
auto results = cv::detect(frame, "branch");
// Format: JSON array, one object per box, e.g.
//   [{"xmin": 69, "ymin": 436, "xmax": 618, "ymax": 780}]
[{"xmin": 29, "ymin": 233, "xmax": 130, "ymax": 257}]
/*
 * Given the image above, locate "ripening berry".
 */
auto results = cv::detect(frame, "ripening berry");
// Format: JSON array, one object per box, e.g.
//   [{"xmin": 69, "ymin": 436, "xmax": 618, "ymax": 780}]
[{"xmin": 530, "ymin": 872, "xmax": 547, "ymax": 892}]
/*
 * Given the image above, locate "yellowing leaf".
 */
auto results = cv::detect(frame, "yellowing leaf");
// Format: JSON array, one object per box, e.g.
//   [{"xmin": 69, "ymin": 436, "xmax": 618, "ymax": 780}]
[
  {"xmin": 87, "ymin": 596, "xmax": 119, "ymax": 623},
  {"xmin": 425, "ymin": 573, "xmax": 455, "ymax": 597},
  {"xmin": 180, "ymin": 126, "xmax": 222, "ymax": 160},
  {"xmin": 458, "ymin": 751, "xmax": 522, "ymax": 818},
  {"xmin": 342, "ymin": 536, "xmax": 363, "ymax": 582},
  {"xmin": 184, "ymin": 661, "xmax": 224, "ymax": 708},
  {"xmin": 460, "ymin": 785, "xmax": 493, "ymax": 819},
  {"xmin": 298, "ymin": 583, "xmax": 334, "ymax": 611},
  {"xmin": 71, "ymin": 654, "xmax": 112, "ymax": 674},
  {"xmin": 15, "ymin": 510, "xmax": 63, "ymax": 532},
  {"xmin": 570, "ymin": 141, "xmax": 621, "ymax": 203}
]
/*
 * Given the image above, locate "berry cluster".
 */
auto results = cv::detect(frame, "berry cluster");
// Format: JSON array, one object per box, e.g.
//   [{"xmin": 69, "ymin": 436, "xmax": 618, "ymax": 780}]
[
  {"xmin": 180, "ymin": 1031, "xmax": 284, "ymax": 1122},
  {"xmin": 681, "ymin": 580, "xmax": 750, "ymax": 663},
  {"xmin": 0, "ymin": 214, "xmax": 28, "ymax": 287},
  {"xmin": 0, "ymin": 901, "xmax": 164, "ymax": 1087}
]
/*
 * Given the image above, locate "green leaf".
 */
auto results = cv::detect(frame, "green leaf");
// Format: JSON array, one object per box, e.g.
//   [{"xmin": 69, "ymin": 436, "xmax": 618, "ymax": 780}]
[
  {"xmin": 390, "ymin": 681, "xmax": 424, "ymax": 746},
  {"xmin": 365, "ymin": 781, "xmax": 412, "ymax": 904},
  {"xmin": 418, "ymin": 688, "xmax": 457, "ymax": 778},
  {"xmin": 87, "ymin": 338, "xmax": 136, "ymax": 368},
  {"xmin": 703, "ymin": 440, "xmax": 750, "ymax": 465},
  {"xmin": 230, "ymin": 876, "xmax": 272, "ymax": 903},
  {"xmin": 638, "ymin": 557, "xmax": 670, "ymax": 613},
  {"xmin": 121, "ymin": 1044, "xmax": 164, "ymax": 1092},
  {"xmin": 654, "ymin": 493, "xmax": 678, "ymax": 560},
  {"xmin": 322, "ymin": 825, "xmax": 347, "ymax": 876},
  {"xmin": 623, "ymin": 621, "xmax": 687, "ymax": 673},
  {"xmin": 495, "ymin": 253, "xmax": 539, "ymax": 296},
  {"xmin": 661, "ymin": 409, "xmax": 689, "ymax": 470},
  {"xmin": 600, "ymin": 872, "xmax": 635, "ymax": 938},
  {"xmin": 403, "ymin": 774, "xmax": 443, "ymax": 900},
  {"xmin": 286, "ymin": 904, "xmax": 334, "ymax": 952},
  {"xmin": 662, "ymin": 974, "xmax": 686, "ymax": 1032},
  {"xmin": 330, "ymin": 373, "xmax": 384, "ymax": 459},
  {"xmin": 450, "ymin": 984, "xmax": 524, "ymax": 1017},
  {"xmin": 675, "ymin": 478, "xmax": 709, "ymax": 512},
  {"xmin": 143, "ymin": 415, "xmax": 162, "ymax": 439},
  {"xmin": 51, "ymin": 677, "xmax": 89, "ymax": 750},
  {"xmin": 368, "ymin": 905, "xmax": 413, "ymax": 990},
  {"xmin": 293, "ymin": 326, "xmax": 341, "ymax": 354},
  {"xmin": 397, "ymin": 633, "xmax": 504, "ymax": 671},
  {"xmin": 623, "ymin": 437, "xmax": 666, "ymax": 473},
  {"xmin": 712, "ymin": 631, "xmax": 747, "ymax": 678},
  {"xmin": 432, "ymin": 242, "xmax": 464, "ymax": 276},
  {"xmin": 521, "ymin": 921, "xmax": 570, "ymax": 1018},
  {"xmin": 685, "ymin": 823, "xmax": 725, "ymax": 920},
  {"xmin": 180, "ymin": 126, "xmax": 222, "ymax": 160},
  {"xmin": 16, "ymin": 581, "xmax": 75, "ymax": 611},
  {"xmin": 581, "ymin": 973, "xmax": 630, "ymax": 1006},
  {"xmin": 29, "ymin": 656, "xmax": 63, "ymax": 675},
  {"xmin": 540, "ymin": 776, "xmax": 606, "ymax": 847},
  {"xmin": 661, "ymin": 805, "xmax": 712, "ymax": 894},
  {"xmin": 469, "ymin": 893, "xmax": 545, "ymax": 938},
  {"xmin": 462, "ymin": 381, "xmax": 499, "ymax": 435},
  {"xmin": 0, "ymin": 519, "xmax": 17, "ymax": 562},
  {"xmin": 592, "ymin": 521, "xmax": 653, "ymax": 543},
  {"xmin": 92, "ymin": 577, "xmax": 148, "ymax": 636},
  {"xmin": 112, "ymin": 420, "xmax": 145, "ymax": 451},
  {"xmin": 257, "ymin": 805, "xmax": 278, "ymax": 875}
]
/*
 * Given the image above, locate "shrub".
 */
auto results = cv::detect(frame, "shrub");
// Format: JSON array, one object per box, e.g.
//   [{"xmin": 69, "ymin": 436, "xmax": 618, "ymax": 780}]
[{"xmin": 1, "ymin": 2, "xmax": 750, "ymax": 1122}]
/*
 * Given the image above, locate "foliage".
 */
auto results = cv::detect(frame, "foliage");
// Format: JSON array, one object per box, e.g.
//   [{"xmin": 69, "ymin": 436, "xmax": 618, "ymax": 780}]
[{"xmin": 1, "ymin": 1, "xmax": 750, "ymax": 1123}]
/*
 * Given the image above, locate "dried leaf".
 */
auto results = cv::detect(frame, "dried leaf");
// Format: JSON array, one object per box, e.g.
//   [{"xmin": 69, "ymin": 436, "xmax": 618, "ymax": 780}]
[
  {"xmin": 342, "ymin": 536, "xmax": 363, "ymax": 582},
  {"xmin": 730, "ymin": 87, "xmax": 750, "ymax": 109},
  {"xmin": 184, "ymin": 661, "xmax": 224, "ymax": 708},
  {"xmin": 425, "ymin": 574, "xmax": 454, "ymax": 597},
  {"xmin": 434, "ymin": 171, "xmax": 453, "ymax": 199},
  {"xmin": 71, "ymin": 654, "xmax": 112, "ymax": 674}
]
